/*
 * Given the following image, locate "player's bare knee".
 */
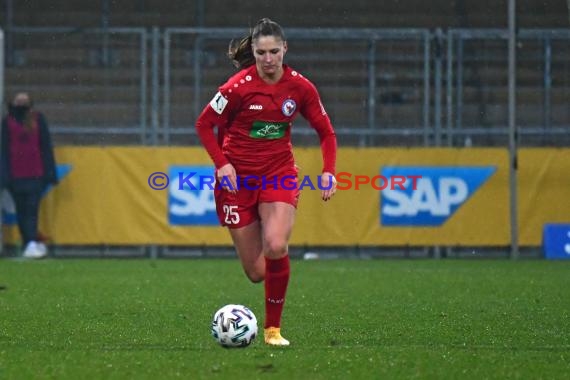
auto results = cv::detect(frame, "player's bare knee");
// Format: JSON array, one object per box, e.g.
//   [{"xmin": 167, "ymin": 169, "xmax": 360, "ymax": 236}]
[
  {"xmin": 264, "ymin": 239, "xmax": 288, "ymax": 258},
  {"xmin": 245, "ymin": 269, "xmax": 264, "ymax": 283}
]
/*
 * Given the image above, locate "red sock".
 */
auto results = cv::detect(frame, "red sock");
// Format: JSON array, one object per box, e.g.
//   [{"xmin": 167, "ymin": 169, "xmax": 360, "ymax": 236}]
[{"xmin": 264, "ymin": 255, "xmax": 290, "ymax": 328}]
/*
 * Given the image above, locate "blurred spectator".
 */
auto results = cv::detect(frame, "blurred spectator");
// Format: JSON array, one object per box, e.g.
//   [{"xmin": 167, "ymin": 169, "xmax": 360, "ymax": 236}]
[{"xmin": 1, "ymin": 92, "xmax": 58, "ymax": 258}]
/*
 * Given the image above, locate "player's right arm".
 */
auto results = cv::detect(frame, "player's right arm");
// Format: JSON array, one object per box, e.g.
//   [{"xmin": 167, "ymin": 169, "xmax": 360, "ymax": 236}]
[{"xmin": 195, "ymin": 85, "xmax": 241, "ymax": 192}]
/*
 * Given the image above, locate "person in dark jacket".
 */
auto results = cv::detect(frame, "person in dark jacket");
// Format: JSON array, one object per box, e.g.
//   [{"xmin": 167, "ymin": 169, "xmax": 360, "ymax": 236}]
[{"xmin": 1, "ymin": 92, "xmax": 58, "ymax": 258}]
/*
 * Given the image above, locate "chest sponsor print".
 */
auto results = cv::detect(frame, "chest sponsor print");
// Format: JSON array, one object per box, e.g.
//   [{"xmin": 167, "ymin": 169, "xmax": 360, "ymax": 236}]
[{"xmin": 250, "ymin": 121, "xmax": 289, "ymax": 139}]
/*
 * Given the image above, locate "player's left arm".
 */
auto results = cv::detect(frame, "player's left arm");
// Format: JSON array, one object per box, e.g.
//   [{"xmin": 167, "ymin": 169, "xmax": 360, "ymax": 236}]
[{"xmin": 299, "ymin": 80, "xmax": 337, "ymax": 201}]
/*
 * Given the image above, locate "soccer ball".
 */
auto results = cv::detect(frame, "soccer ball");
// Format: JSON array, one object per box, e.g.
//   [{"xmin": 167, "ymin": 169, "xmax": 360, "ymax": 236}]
[{"xmin": 211, "ymin": 304, "xmax": 258, "ymax": 348}]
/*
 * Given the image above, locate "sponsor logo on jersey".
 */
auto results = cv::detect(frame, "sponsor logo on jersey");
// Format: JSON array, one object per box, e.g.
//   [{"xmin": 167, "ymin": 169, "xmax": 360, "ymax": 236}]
[
  {"xmin": 209, "ymin": 91, "xmax": 228, "ymax": 115},
  {"xmin": 249, "ymin": 121, "xmax": 289, "ymax": 139},
  {"xmin": 169, "ymin": 166, "xmax": 217, "ymax": 225},
  {"xmin": 380, "ymin": 166, "xmax": 496, "ymax": 226},
  {"xmin": 281, "ymin": 99, "xmax": 296, "ymax": 117},
  {"xmin": 249, "ymin": 104, "xmax": 263, "ymax": 110}
]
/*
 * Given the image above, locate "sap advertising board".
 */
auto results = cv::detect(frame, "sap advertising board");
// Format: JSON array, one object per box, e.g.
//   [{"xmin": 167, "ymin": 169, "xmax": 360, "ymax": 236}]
[
  {"xmin": 169, "ymin": 166, "xmax": 218, "ymax": 225},
  {"xmin": 380, "ymin": 166, "xmax": 496, "ymax": 226},
  {"xmin": 168, "ymin": 165, "xmax": 496, "ymax": 228}
]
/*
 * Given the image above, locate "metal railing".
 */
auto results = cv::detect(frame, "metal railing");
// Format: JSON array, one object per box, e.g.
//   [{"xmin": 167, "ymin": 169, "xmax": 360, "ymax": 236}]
[
  {"xmin": 0, "ymin": 29, "xmax": 4, "ymax": 113},
  {"xmin": 446, "ymin": 28, "xmax": 570, "ymax": 147},
  {"xmin": 1, "ymin": 27, "xmax": 569, "ymax": 147},
  {"xmin": 162, "ymin": 27, "xmax": 431, "ymax": 146},
  {"xmin": 4, "ymin": 27, "xmax": 148, "ymax": 143}
]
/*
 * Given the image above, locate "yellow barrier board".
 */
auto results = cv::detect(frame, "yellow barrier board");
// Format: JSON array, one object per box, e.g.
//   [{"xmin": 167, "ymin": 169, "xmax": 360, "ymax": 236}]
[
  {"xmin": 2, "ymin": 147, "xmax": 567, "ymax": 247},
  {"xmin": 294, "ymin": 148, "xmax": 509, "ymax": 246},
  {"xmin": 518, "ymin": 149, "xmax": 570, "ymax": 246}
]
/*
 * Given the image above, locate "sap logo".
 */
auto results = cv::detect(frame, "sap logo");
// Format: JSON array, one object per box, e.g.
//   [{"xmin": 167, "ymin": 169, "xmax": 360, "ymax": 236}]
[
  {"xmin": 168, "ymin": 165, "xmax": 218, "ymax": 225},
  {"xmin": 380, "ymin": 166, "xmax": 496, "ymax": 226},
  {"xmin": 2, "ymin": 164, "xmax": 72, "ymax": 225},
  {"xmin": 249, "ymin": 104, "xmax": 263, "ymax": 110}
]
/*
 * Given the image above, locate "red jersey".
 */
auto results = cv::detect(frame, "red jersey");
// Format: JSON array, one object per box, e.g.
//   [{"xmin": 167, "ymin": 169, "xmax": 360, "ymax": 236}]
[{"xmin": 196, "ymin": 65, "xmax": 336, "ymax": 177}]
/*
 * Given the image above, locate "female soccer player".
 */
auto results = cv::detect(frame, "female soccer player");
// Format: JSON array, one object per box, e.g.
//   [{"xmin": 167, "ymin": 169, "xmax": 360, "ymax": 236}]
[{"xmin": 195, "ymin": 18, "xmax": 337, "ymax": 346}]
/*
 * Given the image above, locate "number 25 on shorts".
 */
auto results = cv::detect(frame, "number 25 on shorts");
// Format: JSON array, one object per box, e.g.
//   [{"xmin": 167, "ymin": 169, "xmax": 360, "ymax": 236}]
[{"xmin": 223, "ymin": 204, "xmax": 240, "ymax": 224}]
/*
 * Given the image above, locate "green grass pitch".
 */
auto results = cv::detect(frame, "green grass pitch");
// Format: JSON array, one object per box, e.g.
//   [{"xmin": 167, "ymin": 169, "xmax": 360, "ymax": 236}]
[{"xmin": 1, "ymin": 258, "xmax": 569, "ymax": 379}]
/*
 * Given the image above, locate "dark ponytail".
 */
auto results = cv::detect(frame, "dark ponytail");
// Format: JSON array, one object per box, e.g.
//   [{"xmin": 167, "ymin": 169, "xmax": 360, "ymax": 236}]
[
  {"xmin": 228, "ymin": 18, "xmax": 286, "ymax": 69},
  {"xmin": 228, "ymin": 35, "xmax": 254, "ymax": 69}
]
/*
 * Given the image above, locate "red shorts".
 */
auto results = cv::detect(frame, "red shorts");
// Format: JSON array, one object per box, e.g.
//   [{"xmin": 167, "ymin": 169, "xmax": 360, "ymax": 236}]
[{"xmin": 214, "ymin": 172, "xmax": 300, "ymax": 228}]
